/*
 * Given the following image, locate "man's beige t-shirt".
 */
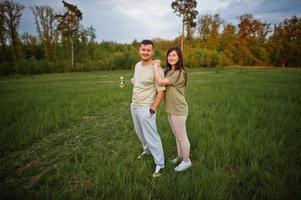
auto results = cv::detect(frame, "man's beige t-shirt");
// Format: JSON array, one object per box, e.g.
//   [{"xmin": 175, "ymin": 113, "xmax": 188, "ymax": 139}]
[
  {"xmin": 132, "ymin": 61, "xmax": 165, "ymax": 107},
  {"xmin": 165, "ymin": 70, "xmax": 188, "ymax": 116}
]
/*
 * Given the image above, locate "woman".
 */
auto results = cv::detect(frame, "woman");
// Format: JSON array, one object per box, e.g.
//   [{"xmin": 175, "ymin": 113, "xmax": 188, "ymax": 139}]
[{"xmin": 152, "ymin": 47, "xmax": 191, "ymax": 172}]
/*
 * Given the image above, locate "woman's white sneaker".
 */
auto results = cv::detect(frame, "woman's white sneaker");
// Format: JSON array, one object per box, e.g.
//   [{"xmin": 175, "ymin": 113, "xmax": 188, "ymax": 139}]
[
  {"xmin": 174, "ymin": 160, "xmax": 191, "ymax": 172},
  {"xmin": 171, "ymin": 157, "xmax": 182, "ymax": 164}
]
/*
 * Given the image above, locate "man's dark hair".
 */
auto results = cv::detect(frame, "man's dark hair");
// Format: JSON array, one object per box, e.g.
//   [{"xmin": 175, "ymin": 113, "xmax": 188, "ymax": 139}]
[{"xmin": 140, "ymin": 39, "xmax": 154, "ymax": 48}]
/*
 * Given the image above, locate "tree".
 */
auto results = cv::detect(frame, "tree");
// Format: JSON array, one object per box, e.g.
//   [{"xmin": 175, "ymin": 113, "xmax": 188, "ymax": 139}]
[
  {"xmin": 198, "ymin": 14, "xmax": 221, "ymax": 50},
  {"xmin": 21, "ymin": 32, "xmax": 38, "ymax": 59},
  {"xmin": 31, "ymin": 5, "xmax": 56, "ymax": 61},
  {"xmin": 220, "ymin": 23, "xmax": 237, "ymax": 62},
  {"xmin": 171, "ymin": 0, "xmax": 198, "ymax": 51},
  {"xmin": 237, "ymin": 14, "xmax": 270, "ymax": 65},
  {"xmin": 208, "ymin": 14, "xmax": 221, "ymax": 50},
  {"xmin": 186, "ymin": 20, "xmax": 196, "ymax": 46},
  {"xmin": 267, "ymin": 16, "xmax": 301, "ymax": 67},
  {"xmin": 86, "ymin": 25, "xmax": 96, "ymax": 44},
  {"xmin": 0, "ymin": 2, "xmax": 7, "ymax": 62},
  {"xmin": 198, "ymin": 14, "xmax": 211, "ymax": 48},
  {"xmin": 56, "ymin": 0, "xmax": 82, "ymax": 69},
  {"xmin": 85, "ymin": 25, "xmax": 96, "ymax": 61},
  {"xmin": 2, "ymin": 0, "xmax": 24, "ymax": 69}
]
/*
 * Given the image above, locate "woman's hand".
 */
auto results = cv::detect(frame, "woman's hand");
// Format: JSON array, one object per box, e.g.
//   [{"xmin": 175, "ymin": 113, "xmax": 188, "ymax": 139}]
[{"xmin": 152, "ymin": 59, "xmax": 161, "ymax": 68}]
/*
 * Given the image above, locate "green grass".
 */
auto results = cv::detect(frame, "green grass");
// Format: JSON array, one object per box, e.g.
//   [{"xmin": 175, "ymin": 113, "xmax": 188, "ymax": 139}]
[{"xmin": 0, "ymin": 67, "xmax": 301, "ymax": 199}]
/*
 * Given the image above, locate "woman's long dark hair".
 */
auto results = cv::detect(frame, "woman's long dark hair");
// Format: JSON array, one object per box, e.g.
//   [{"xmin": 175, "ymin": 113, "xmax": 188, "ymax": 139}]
[{"xmin": 164, "ymin": 46, "xmax": 187, "ymax": 86}]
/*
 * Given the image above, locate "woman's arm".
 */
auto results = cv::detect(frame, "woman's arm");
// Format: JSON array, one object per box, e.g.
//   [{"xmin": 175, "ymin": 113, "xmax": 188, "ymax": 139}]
[{"xmin": 152, "ymin": 60, "xmax": 172, "ymax": 86}]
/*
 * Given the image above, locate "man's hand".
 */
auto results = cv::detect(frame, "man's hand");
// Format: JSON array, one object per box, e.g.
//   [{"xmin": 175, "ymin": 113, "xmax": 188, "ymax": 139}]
[
  {"xmin": 149, "ymin": 108, "xmax": 156, "ymax": 117},
  {"xmin": 150, "ymin": 90, "xmax": 165, "ymax": 116}
]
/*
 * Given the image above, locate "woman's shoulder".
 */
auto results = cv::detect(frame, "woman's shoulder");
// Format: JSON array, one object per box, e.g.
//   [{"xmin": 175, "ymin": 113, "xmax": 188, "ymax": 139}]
[
  {"xmin": 165, "ymin": 68, "xmax": 187, "ymax": 77},
  {"xmin": 181, "ymin": 68, "xmax": 187, "ymax": 74},
  {"xmin": 176, "ymin": 69, "xmax": 187, "ymax": 77}
]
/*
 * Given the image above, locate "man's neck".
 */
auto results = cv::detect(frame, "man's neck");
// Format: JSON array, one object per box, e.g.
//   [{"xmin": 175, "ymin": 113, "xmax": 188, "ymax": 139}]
[{"xmin": 142, "ymin": 59, "xmax": 152, "ymax": 65}]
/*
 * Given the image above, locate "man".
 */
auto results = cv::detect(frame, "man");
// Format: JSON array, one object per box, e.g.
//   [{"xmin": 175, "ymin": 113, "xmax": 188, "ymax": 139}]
[{"xmin": 131, "ymin": 39, "xmax": 165, "ymax": 177}]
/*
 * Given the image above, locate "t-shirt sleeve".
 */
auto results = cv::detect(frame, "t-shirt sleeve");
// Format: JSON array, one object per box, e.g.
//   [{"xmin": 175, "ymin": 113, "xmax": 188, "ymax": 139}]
[
  {"xmin": 131, "ymin": 65, "xmax": 137, "ymax": 85},
  {"xmin": 131, "ymin": 63, "xmax": 140, "ymax": 85},
  {"xmin": 166, "ymin": 70, "xmax": 181, "ymax": 85},
  {"xmin": 155, "ymin": 68, "xmax": 166, "ymax": 91}
]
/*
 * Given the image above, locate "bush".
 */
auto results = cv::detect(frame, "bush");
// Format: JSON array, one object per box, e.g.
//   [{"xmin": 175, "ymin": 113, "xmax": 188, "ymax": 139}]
[
  {"xmin": 18, "ymin": 58, "xmax": 67, "ymax": 74},
  {"xmin": 250, "ymin": 46, "xmax": 270, "ymax": 66},
  {"xmin": 0, "ymin": 62, "xmax": 14, "ymax": 75},
  {"xmin": 19, "ymin": 57, "xmax": 40, "ymax": 74},
  {"xmin": 185, "ymin": 48, "xmax": 225, "ymax": 68},
  {"xmin": 218, "ymin": 53, "xmax": 232, "ymax": 66}
]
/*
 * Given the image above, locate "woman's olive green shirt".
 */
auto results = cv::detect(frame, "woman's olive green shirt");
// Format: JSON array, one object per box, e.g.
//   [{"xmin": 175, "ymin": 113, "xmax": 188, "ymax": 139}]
[{"xmin": 164, "ymin": 70, "xmax": 188, "ymax": 116}]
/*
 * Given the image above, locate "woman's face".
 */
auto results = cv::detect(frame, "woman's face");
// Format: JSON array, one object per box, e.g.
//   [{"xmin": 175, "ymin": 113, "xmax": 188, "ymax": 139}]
[{"xmin": 167, "ymin": 50, "xmax": 179, "ymax": 66}]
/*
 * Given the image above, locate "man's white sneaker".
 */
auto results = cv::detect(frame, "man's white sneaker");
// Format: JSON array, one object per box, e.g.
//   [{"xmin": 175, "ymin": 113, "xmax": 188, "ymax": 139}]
[
  {"xmin": 174, "ymin": 160, "xmax": 191, "ymax": 172},
  {"xmin": 136, "ymin": 150, "xmax": 151, "ymax": 159},
  {"xmin": 152, "ymin": 164, "xmax": 164, "ymax": 177}
]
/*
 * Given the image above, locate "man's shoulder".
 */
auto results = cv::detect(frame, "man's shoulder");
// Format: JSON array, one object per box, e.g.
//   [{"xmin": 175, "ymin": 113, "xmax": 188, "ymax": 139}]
[
  {"xmin": 134, "ymin": 61, "xmax": 142, "ymax": 71},
  {"xmin": 135, "ymin": 61, "xmax": 142, "ymax": 67}
]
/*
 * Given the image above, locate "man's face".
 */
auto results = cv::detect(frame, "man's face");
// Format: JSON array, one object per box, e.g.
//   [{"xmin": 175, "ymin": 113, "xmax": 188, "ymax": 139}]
[{"xmin": 139, "ymin": 44, "xmax": 154, "ymax": 61}]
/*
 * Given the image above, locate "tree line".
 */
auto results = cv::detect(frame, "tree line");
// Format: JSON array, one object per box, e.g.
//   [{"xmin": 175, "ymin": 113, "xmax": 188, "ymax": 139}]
[{"xmin": 0, "ymin": 0, "xmax": 300, "ymax": 75}]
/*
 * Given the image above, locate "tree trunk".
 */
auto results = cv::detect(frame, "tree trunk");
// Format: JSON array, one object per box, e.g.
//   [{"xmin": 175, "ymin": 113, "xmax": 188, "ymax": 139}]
[
  {"xmin": 181, "ymin": 18, "xmax": 184, "ymax": 52},
  {"xmin": 71, "ymin": 39, "xmax": 74, "ymax": 68},
  {"xmin": 12, "ymin": 39, "xmax": 20, "ymax": 72},
  {"xmin": 46, "ymin": 39, "xmax": 53, "ymax": 61},
  {"xmin": 0, "ymin": 44, "xmax": 6, "ymax": 62}
]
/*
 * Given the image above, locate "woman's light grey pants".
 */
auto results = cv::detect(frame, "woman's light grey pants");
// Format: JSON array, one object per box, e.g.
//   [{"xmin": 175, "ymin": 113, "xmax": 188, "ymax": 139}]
[{"xmin": 131, "ymin": 105, "xmax": 165, "ymax": 166}]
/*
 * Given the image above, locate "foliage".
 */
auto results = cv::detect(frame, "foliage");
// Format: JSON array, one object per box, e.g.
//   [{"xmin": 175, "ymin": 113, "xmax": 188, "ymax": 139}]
[
  {"xmin": 0, "ymin": 1, "xmax": 301, "ymax": 75},
  {"xmin": 267, "ymin": 16, "xmax": 301, "ymax": 67},
  {"xmin": 31, "ymin": 5, "xmax": 56, "ymax": 61},
  {"xmin": 1, "ymin": 0, "xmax": 24, "ymax": 68},
  {"xmin": 185, "ymin": 48, "xmax": 228, "ymax": 68}
]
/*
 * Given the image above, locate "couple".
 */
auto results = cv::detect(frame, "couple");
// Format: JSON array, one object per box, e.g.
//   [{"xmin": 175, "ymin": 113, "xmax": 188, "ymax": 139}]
[{"xmin": 130, "ymin": 39, "xmax": 191, "ymax": 177}]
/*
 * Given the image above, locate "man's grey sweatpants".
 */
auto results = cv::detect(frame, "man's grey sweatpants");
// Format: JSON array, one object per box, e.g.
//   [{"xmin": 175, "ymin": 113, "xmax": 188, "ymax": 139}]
[{"xmin": 131, "ymin": 105, "xmax": 165, "ymax": 166}]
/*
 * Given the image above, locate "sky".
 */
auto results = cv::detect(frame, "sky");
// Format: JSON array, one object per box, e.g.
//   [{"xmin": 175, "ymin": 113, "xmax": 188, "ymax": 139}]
[{"xmin": 16, "ymin": 0, "xmax": 301, "ymax": 43}]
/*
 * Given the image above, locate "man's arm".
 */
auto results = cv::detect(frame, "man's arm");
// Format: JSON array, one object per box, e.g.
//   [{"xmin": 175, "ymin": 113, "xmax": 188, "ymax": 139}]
[
  {"xmin": 150, "ymin": 90, "xmax": 165, "ymax": 113},
  {"xmin": 131, "ymin": 64, "xmax": 137, "ymax": 85}
]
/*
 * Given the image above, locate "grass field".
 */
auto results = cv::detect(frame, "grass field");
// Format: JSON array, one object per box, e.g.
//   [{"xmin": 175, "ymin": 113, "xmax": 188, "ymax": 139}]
[{"xmin": 1, "ymin": 67, "xmax": 301, "ymax": 199}]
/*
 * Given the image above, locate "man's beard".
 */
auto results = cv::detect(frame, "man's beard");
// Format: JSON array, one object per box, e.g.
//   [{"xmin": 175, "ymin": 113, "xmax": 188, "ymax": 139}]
[{"xmin": 142, "ymin": 56, "xmax": 152, "ymax": 62}]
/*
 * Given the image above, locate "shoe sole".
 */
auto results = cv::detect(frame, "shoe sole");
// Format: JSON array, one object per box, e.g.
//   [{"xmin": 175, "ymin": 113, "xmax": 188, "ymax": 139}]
[
  {"xmin": 136, "ymin": 153, "xmax": 152, "ymax": 160},
  {"xmin": 175, "ymin": 165, "xmax": 192, "ymax": 172},
  {"xmin": 152, "ymin": 173, "xmax": 161, "ymax": 177}
]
